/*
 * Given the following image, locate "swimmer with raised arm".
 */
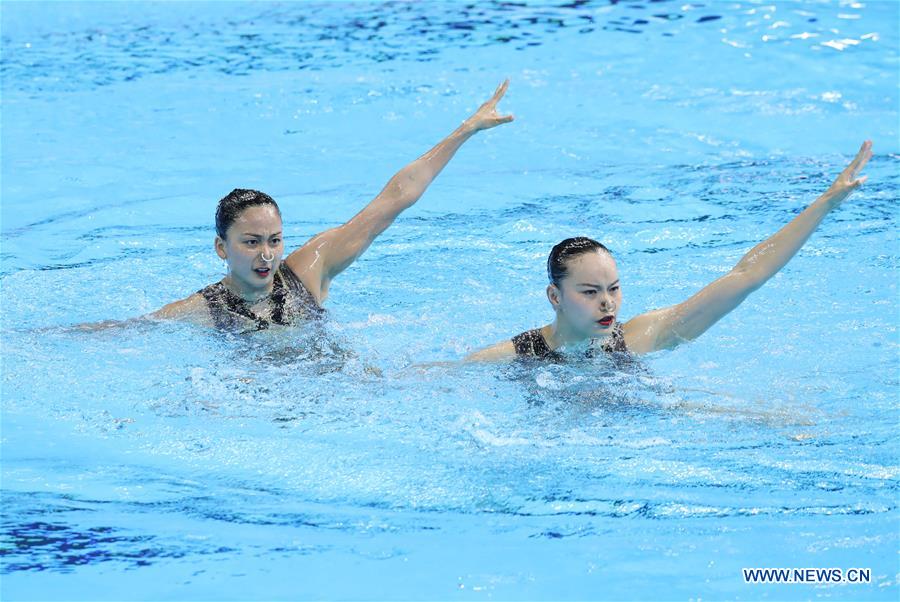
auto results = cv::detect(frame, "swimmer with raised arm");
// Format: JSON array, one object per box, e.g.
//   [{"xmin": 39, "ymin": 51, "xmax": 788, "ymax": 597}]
[
  {"xmin": 90, "ymin": 81, "xmax": 513, "ymax": 331},
  {"xmin": 467, "ymin": 141, "xmax": 873, "ymax": 361}
]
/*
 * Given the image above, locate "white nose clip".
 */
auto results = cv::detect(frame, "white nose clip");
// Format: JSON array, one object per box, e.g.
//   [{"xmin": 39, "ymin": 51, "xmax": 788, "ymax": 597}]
[{"xmin": 261, "ymin": 251, "xmax": 275, "ymax": 263}]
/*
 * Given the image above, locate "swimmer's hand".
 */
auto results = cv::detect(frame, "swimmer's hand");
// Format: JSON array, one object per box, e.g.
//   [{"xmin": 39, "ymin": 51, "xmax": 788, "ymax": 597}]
[
  {"xmin": 825, "ymin": 140, "xmax": 872, "ymax": 206},
  {"xmin": 462, "ymin": 79, "xmax": 514, "ymax": 132}
]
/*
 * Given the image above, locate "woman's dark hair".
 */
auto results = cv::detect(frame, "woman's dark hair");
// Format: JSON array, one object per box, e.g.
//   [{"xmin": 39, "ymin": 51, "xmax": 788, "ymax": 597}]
[
  {"xmin": 547, "ymin": 237, "xmax": 612, "ymax": 285},
  {"xmin": 215, "ymin": 189, "xmax": 281, "ymax": 239}
]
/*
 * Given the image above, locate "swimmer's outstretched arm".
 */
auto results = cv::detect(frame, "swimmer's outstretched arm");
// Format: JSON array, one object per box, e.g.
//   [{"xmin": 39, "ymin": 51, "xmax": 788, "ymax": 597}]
[
  {"xmin": 66, "ymin": 292, "xmax": 211, "ymax": 330},
  {"xmin": 285, "ymin": 80, "xmax": 514, "ymax": 303},
  {"xmin": 623, "ymin": 141, "xmax": 873, "ymax": 354}
]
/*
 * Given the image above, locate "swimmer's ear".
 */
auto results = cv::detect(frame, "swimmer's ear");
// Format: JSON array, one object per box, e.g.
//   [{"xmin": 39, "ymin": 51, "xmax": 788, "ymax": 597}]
[
  {"xmin": 215, "ymin": 236, "xmax": 227, "ymax": 260},
  {"xmin": 547, "ymin": 284, "xmax": 561, "ymax": 309}
]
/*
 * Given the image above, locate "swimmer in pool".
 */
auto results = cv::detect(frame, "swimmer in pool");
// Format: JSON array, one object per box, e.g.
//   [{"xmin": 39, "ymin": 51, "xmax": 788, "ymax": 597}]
[
  {"xmin": 466, "ymin": 141, "xmax": 873, "ymax": 361},
  {"xmin": 89, "ymin": 81, "xmax": 512, "ymax": 331}
]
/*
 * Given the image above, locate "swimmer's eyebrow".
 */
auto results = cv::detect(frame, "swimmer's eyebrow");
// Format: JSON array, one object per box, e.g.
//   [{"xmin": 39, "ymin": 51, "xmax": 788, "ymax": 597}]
[
  {"xmin": 241, "ymin": 231, "xmax": 282, "ymax": 237},
  {"xmin": 577, "ymin": 280, "xmax": 619, "ymax": 288}
]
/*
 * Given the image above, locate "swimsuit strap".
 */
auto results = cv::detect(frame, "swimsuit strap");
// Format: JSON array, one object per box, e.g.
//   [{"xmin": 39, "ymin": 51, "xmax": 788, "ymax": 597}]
[{"xmin": 512, "ymin": 328, "xmax": 561, "ymax": 360}]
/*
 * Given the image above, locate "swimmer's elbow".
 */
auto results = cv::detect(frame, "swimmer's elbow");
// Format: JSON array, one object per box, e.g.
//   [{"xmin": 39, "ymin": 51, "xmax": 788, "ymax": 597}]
[{"xmin": 728, "ymin": 265, "xmax": 768, "ymax": 294}]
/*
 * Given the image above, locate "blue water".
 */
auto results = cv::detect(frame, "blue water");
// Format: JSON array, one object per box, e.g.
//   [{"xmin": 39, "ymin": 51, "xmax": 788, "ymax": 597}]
[{"xmin": 2, "ymin": 1, "xmax": 898, "ymax": 600}]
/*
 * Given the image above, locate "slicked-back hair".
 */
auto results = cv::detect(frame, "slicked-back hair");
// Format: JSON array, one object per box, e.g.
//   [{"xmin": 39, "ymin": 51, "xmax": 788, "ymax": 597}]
[
  {"xmin": 215, "ymin": 189, "xmax": 281, "ymax": 239},
  {"xmin": 547, "ymin": 237, "xmax": 612, "ymax": 286}
]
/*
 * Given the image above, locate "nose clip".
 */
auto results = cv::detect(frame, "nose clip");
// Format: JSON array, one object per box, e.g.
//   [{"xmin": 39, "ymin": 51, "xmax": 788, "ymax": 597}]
[{"xmin": 260, "ymin": 251, "xmax": 275, "ymax": 263}]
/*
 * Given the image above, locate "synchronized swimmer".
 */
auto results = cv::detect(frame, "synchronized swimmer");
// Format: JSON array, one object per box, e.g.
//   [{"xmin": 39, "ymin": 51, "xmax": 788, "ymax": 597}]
[
  {"xmin": 145, "ymin": 81, "xmax": 514, "ymax": 330},
  {"xmin": 466, "ymin": 140, "xmax": 873, "ymax": 361},
  {"xmin": 84, "ymin": 81, "xmax": 873, "ymax": 367}
]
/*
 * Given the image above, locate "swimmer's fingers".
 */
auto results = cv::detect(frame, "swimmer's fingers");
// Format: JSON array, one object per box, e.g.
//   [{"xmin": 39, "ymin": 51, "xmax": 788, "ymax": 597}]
[
  {"xmin": 488, "ymin": 113, "xmax": 515, "ymax": 126},
  {"xmin": 841, "ymin": 140, "xmax": 872, "ymax": 184},
  {"xmin": 846, "ymin": 140, "xmax": 873, "ymax": 185},
  {"xmin": 477, "ymin": 79, "xmax": 508, "ymax": 111},
  {"xmin": 491, "ymin": 78, "xmax": 509, "ymax": 103},
  {"xmin": 471, "ymin": 111, "xmax": 514, "ymax": 130},
  {"xmin": 488, "ymin": 79, "xmax": 513, "ymax": 123},
  {"xmin": 466, "ymin": 79, "xmax": 514, "ymax": 130},
  {"xmin": 829, "ymin": 140, "xmax": 872, "ymax": 194}
]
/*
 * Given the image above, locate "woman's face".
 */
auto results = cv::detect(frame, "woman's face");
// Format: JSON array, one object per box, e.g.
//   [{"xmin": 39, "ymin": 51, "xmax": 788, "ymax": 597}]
[
  {"xmin": 549, "ymin": 250, "xmax": 622, "ymax": 339},
  {"xmin": 215, "ymin": 204, "xmax": 284, "ymax": 297}
]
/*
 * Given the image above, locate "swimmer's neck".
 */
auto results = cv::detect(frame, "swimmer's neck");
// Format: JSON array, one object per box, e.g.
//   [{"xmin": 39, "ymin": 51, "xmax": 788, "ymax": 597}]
[
  {"xmin": 543, "ymin": 319, "xmax": 609, "ymax": 351},
  {"xmin": 222, "ymin": 275, "xmax": 273, "ymax": 305}
]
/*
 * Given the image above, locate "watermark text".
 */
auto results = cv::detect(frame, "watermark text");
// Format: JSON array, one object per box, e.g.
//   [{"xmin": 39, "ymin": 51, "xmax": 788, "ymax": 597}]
[{"xmin": 743, "ymin": 567, "xmax": 871, "ymax": 584}]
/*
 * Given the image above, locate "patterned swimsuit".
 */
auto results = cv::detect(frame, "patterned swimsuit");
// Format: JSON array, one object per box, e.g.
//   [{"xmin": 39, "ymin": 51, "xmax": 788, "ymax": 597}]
[
  {"xmin": 511, "ymin": 323, "xmax": 628, "ymax": 360},
  {"xmin": 198, "ymin": 263, "xmax": 324, "ymax": 332}
]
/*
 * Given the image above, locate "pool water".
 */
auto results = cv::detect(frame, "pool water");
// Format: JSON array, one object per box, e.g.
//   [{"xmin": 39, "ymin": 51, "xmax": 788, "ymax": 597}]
[{"xmin": 2, "ymin": 1, "xmax": 898, "ymax": 600}]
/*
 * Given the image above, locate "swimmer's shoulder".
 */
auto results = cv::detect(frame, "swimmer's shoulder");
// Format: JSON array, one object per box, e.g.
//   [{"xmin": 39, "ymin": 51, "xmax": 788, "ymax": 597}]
[
  {"xmin": 284, "ymin": 252, "xmax": 327, "ymax": 304},
  {"xmin": 465, "ymin": 340, "xmax": 517, "ymax": 362},
  {"xmin": 622, "ymin": 309, "xmax": 677, "ymax": 354},
  {"xmin": 147, "ymin": 293, "xmax": 214, "ymax": 326}
]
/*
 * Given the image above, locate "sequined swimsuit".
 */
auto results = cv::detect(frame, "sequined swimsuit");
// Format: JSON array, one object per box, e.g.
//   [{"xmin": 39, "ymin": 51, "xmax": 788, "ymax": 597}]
[
  {"xmin": 511, "ymin": 323, "xmax": 628, "ymax": 360},
  {"xmin": 198, "ymin": 263, "xmax": 323, "ymax": 332}
]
